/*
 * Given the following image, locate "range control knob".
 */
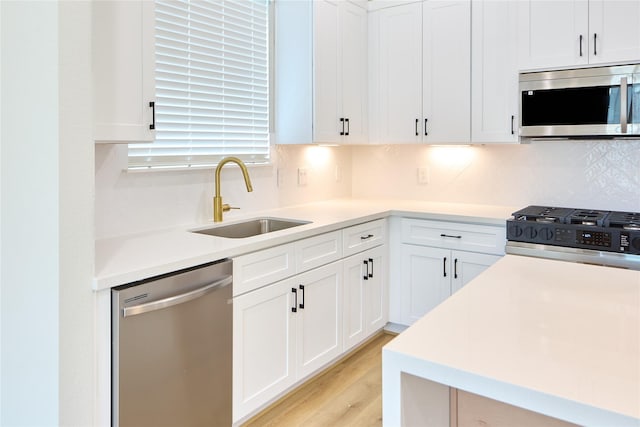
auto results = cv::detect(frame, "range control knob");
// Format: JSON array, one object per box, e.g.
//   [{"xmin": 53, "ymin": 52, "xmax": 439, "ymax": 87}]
[
  {"xmin": 539, "ymin": 227, "xmax": 554, "ymax": 241},
  {"xmin": 524, "ymin": 226, "xmax": 538, "ymax": 240},
  {"xmin": 508, "ymin": 224, "xmax": 523, "ymax": 238}
]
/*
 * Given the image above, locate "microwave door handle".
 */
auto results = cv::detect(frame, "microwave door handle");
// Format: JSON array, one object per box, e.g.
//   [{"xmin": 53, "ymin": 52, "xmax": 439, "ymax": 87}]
[{"xmin": 621, "ymin": 77, "xmax": 628, "ymax": 134}]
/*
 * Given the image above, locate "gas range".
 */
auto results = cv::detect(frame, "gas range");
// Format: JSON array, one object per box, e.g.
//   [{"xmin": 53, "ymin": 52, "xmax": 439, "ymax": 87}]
[{"xmin": 505, "ymin": 205, "xmax": 640, "ymax": 270}]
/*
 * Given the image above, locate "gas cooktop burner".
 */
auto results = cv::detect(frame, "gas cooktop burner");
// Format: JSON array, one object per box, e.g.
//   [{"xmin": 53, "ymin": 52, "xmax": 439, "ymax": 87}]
[
  {"xmin": 567, "ymin": 209, "xmax": 608, "ymax": 227},
  {"xmin": 506, "ymin": 205, "xmax": 640, "ymax": 266}
]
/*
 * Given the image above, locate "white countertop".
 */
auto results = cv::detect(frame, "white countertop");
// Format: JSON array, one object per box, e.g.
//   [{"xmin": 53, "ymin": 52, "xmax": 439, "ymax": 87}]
[
  {"xmin": 94, "ymin": 198, "xmax": 517, "ymax": 290},
  {"xmin": 384, "ymin": 254, "xmax": 640, "ymax": 426}
]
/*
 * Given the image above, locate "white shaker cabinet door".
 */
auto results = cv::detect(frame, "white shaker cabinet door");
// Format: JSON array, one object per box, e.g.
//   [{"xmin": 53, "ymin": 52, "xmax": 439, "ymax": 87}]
[
  {"xmin": 342, "ymin": 245, "xmax": 387, "ymax": 352},
  {"xmin": 471, "ymin": 0, "xmax": 518, "ymax": 143},
  {"xmin": 313, "ymin": 0, "xmax": 342, "ymax": 144},
  {"xmin": 422, "ymin": 0, "xmax": 471, "ymax": 144},
  {"xmin": 93, "ymin": 0, "xmax": 155, "ymax": 143},
  {"xmin": 517, "ymin": 0, "xmax": 589, "ymax": 70},
  {"xmin": 295, "ymin": 261, "xmax": 343, "ymax": 380},
  {"xmin": 450, "ymin": 251, "xmax": 501, "ymax": 295},
  {"xmin": 232, "ymin": 278, "xmax": 297, "ymax": 422},
  {"xmin": 369, "ymin": 2, "xmax": 423, "ymax": 144},
  {"xmin": 340, "ymin": 1, "xmax": 368, "ymax": 144},
  {"xmin": 400, "ymin": 245, "xmax": 451, "ymax": 326},
  {"xmin": 588, "ymin": 0, "xmax": 640, "ymax": 65}
]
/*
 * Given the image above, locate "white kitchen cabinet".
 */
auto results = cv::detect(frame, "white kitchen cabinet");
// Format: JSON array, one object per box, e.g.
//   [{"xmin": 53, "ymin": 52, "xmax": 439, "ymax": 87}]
[
  {"xmin": 295, "ymin": 262, "xmax": 343, "ymax": 379},
  {"xmin": 233, "ymin": 261, "xmax": 342, "ymax": 422},
  {"xmin": 517, "ymin": 0, "xmax": 640, "ymax": 70},
  {"xmin": 393, "ymin": 218, "xmax": 504, "ymax": 326},
  {"xmin": 369, "ymin": 0, "xmax": 471, "ymax": 144},
  {"xmin": 368, "ymin": 2, "xmax": 422, "ymax": 144},
  {"xmin": 232, "ymin": 277, "xmax": 297, "ymax": 421},
  {"xmin": 343, "ymin": 245, "xmax": 387, "ymax": 352},
  {"xmin": 92, "ymin": 0, "xmax": 155, "ymax": 143},
  {"xmin": 422, "ymin": 0, "xmax": 471, "ymax": 144},
  {"xmin": 276, "ymin": 0, "xmax": 368, "ymax": 145},
  {"xmin": 471, "ymin": 0, "xmax": 519, "ymax": 143},
  {"xmin": 232, "ymin": 220, "xmax": 387, "ymax": 423},
  {"xmin": 588, "ymin": 0, "xmax": 640, "ymax": 65},
  {"xmin": 400, "ymin": 245, "xmax": 500, "ymax": 325}
]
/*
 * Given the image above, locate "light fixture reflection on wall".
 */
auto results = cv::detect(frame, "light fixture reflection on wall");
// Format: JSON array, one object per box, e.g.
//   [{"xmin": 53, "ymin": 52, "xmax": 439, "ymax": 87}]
[
  {"xmin": 304, "ymin": 145, "xmax": 332, "ymax": 167},
  {"xmin": 428, "ymin": 145, "xmax": 475, "ymax": 168}
]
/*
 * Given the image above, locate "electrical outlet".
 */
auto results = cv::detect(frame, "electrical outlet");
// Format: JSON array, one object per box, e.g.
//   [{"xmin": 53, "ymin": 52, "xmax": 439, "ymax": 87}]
[
  {"xmin": 335, "ymin": 165, "xmax": 342, "ymax": 183},
  {"xmin": 297, "ymin": 167, "xmax": 308, "ymax": 186},
  {"xmin": 417, "ymin": 167, "xmax": 429, "ymax": 184},
  {"xmin": 277, "ymin": 168, "xmax": 285, "ymax": 187}
]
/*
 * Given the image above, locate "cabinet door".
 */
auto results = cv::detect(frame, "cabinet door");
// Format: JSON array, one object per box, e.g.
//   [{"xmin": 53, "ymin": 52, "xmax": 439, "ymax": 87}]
[
  {"xmin": 233, "ymin": 279, "xmax": 297, "ymax": 422},
  {"xmin": 296, "ymin": 262, "xmax": 342, "ymax": 379},
  {"xmin": 400, "ymin": 245, "xmax": 451, "ymax": 325},
  {"xmin": 363, "ymin": 246, "xmax": 387, "ymax": 336},
  {"xmin": 313, "ymin": 0, "xmax": 342, "ymax": 144},
  {"xmin": 517, "ymin": 0, "xmax": 589, "ymax": 70},
  {"xmin": 342, "ymin": 245, "xmax": 387, "ymax": 352},
  {"xmin": 588, "ymin": 0, "xmax": 640, "ymax": 65},
  {"xmin": 422, "ymin": 0, "xmax": 471, "ymax": 143},
  {"xmin": 450, "ymin": 251, "xmax": 501, "ymax": 295},
  {"xmin": 93, "ymin": 0, "xmax": 155, "ymax": 142},
  {"xmin": 369, "ymin": 2, "xmax": 423, "ymax": 144},
  {"xmin": 340, "ymin": 1, "xmax": 368, "ymax": 144},
  {"xmin": 343, "ymin": 253, "xmax": 367, "ymax": 351},
  {"xmin": 471, "ymin": 1, "xmax": 518, "ymax": 143}
]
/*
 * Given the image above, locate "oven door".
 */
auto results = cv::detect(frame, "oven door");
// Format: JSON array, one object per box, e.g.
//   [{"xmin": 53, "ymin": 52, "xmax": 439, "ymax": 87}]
[{"xmin": 519, "ymin": 65, "xmax": 638, "ymax": 138}]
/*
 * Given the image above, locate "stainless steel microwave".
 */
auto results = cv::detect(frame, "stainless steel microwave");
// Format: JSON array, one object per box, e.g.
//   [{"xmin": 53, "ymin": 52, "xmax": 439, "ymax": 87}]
[{"xmin": 519, "ymin": 64, "xmax": 640, "ymax": 139}]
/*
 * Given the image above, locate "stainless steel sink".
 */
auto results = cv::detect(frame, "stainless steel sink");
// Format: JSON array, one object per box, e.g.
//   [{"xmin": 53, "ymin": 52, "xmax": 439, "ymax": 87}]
[{"xmin": 192, "ymin": 217, "xmax": 311, "ymax": 239}]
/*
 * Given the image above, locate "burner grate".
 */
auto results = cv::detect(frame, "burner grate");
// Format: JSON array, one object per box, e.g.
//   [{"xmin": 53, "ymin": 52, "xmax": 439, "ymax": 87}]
[{"xmin": 567, "ymin": 210, "xmax": 609, "ymax": 226}]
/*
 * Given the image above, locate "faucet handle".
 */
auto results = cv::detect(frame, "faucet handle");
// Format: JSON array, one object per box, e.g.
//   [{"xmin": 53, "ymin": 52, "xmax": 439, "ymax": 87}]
[{"xmin": 222, "ymin": 204, "xmax": 240, "ymax": 212}]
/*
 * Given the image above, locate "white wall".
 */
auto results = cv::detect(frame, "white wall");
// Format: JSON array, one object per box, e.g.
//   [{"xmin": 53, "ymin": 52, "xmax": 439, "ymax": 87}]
[
  {"xmin": 95, "ymin": 144, "xmax": 352, "ymax": 238},
  {"xmin": 1, "ymin": 2, "xmax": 95, "ymax": 425},
  {"xmin": 58, "ymin": 2, "xmax": 95, "ymax": 425},
  {"xmin": 1, "ymin": 3, "xmax": 60, "ymax": 424},
  {"xmin": 351, "ymin": 141, "xmax": 640, "ymax": 212}
]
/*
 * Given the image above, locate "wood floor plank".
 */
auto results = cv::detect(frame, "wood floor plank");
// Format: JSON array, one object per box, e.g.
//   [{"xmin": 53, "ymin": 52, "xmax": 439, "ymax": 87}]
[{"xmin": 242, "ymin": 332, "xmax": 395, "ymax": 427}]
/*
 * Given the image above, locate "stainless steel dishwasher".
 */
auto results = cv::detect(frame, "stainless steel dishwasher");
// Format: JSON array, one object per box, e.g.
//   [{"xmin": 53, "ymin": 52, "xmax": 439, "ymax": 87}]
[{"xmin": 112, "ymin": 259, "xmax": 233, "ymax": 427}]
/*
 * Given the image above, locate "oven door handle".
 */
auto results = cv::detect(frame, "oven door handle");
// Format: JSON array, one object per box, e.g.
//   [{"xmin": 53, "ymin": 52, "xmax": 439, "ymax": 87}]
[
  {"xmin": 620, "ymin": 77, "xmax": 628, "ymax": 134},
  {"xmin": 122, "ymin": 275, "xmax": 233, "ymax": 317}
]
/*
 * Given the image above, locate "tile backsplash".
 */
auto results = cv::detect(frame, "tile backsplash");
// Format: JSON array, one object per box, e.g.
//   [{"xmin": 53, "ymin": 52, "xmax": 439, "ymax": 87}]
[
  {"xmin": 351, "ymin": 140, "xmax": 640, "ymax": 212},
  {"xmin": 96, "ymin": 139, "xmax": 640, "ymax": 238}
]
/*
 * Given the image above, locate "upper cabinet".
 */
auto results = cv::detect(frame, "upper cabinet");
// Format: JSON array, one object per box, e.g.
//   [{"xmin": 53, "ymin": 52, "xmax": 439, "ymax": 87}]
[
  {"xmin": 422, "ymin": 1, "xmax": 471, "ymax": 143},
  {"xmin": 368, "ymin": 2, "xmax": 422, "ymax": 144},
  {"xmin": 518, "ymin": 0, "xmax": 640, "ymax": 71},
  {"xmin": 369, "ymin": 1, "xmax": 471, "ymax": 144},
  {"xmin": 92, "ymin": 0, "xmax": 155, "ymax": 143},
  {"xmin": 275, "ymin": 0, "xmax": 368, "ymax": 145},
  {"xmin": 471, "ymin": 0, "xmax": 519, "ymax": 143}
]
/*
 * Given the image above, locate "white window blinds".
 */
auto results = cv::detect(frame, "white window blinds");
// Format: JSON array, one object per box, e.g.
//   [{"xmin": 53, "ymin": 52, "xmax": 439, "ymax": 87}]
[{"xmin": 129, "ymin": 0, "xmax": 270, "ymax": 169}]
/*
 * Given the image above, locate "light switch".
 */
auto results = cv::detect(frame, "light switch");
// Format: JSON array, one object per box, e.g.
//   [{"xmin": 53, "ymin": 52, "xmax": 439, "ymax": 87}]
[
  {"xmin": 417, "ymin": 167, "xmax": 429, "ymax": 184},
  {"xmin": 298, "ymin": 167, "xmax": 308, "ymax": 186}
]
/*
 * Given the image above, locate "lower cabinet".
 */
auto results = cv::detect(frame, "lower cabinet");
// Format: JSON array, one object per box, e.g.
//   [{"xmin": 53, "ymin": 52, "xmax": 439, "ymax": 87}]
[
  {"xmin": 232, "ymin": 219, "xmax": 388, "ymax": 423},
  {"xmin": 392, "ymin": 218, "xmax": 505, "ymax": 326},
  {"xmin": 233, "ymin": 261, "xmax": 342, "ymax": 422},
  {"xmin": 400, "ymin": 245, "xmax": 500, "ymax": 325},
  {"xmin": 343, "ymin": 245, "xmax": 387, "ymax": 352}
]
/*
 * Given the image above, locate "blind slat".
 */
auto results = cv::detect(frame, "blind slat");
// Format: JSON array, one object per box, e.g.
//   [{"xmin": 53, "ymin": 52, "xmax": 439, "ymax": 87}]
[{"xmin": 129, "ymin": 0, "xmax": 270, "ymax": 169}]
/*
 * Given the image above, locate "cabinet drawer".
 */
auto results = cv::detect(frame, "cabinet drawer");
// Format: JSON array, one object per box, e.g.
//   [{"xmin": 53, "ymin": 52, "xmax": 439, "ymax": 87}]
[
  {"xmin": 295, "ymin": 230, "xmax": 342, "ymax": 273},
  {"xmin": 342, "ymin": 219, "xmax": 386, "ymax": 257},
  {"xmin": 233, "ymin": 244, "xmax": 296, "ymax": 296},
  {"xmin": 401, "ymin": 219, "xmax": 505, "ymax": 255}
]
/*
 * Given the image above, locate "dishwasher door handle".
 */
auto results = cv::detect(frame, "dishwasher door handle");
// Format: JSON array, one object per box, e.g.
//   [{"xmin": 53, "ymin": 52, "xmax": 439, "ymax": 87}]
[{"xmin": 122, "ymin": 275, "xmax": 233, "ymax": 318}]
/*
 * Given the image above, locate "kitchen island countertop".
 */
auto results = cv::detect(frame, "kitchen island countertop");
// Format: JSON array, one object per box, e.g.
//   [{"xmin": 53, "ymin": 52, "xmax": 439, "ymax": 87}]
[{"xmin": 383, "ymin": 254, "xmax": 640, "ymax": 426}]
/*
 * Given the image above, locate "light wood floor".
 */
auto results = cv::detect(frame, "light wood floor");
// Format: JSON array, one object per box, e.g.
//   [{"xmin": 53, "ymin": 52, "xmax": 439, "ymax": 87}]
[{"xmin": 242, "ymin": 332, "xmax": 396, "ymax": 427}]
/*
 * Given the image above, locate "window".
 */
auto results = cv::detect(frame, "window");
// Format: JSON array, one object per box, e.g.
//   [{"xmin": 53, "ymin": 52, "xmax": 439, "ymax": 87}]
[{"xmin": 129, "ymin": 0, "xmax": 270, "ymax": 169}]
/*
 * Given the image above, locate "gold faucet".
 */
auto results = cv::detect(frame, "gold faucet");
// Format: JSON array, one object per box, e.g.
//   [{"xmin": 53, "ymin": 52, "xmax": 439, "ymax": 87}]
[{"xmin": 213, "ymin": 157, "xmax": 253, "ymax": 222}]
